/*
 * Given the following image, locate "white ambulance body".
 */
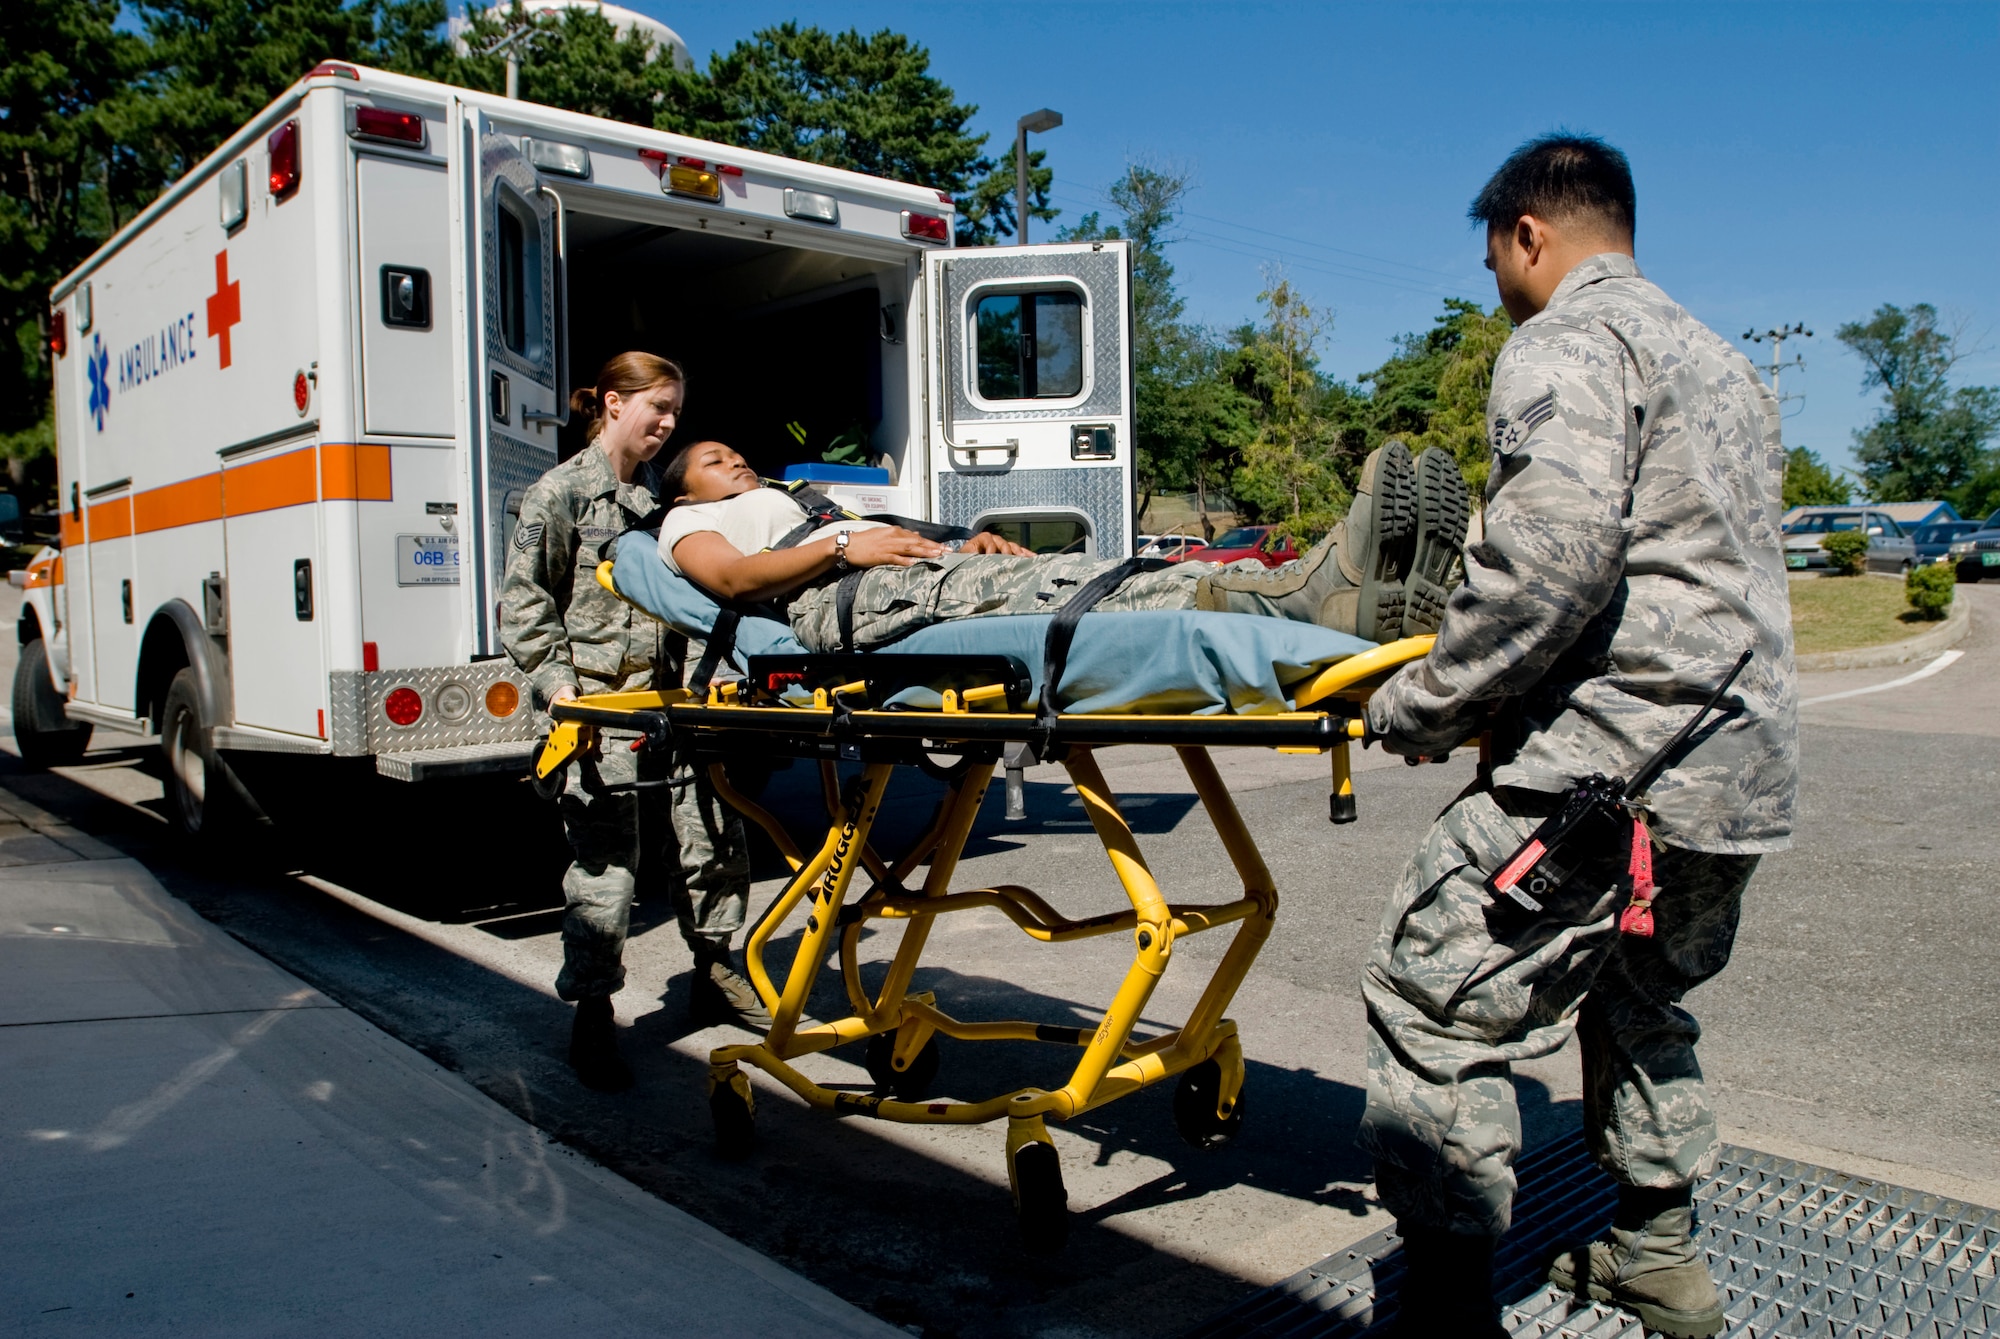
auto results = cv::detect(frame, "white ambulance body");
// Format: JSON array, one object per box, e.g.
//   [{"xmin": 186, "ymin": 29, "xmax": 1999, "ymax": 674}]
[{"xmin": 29, "ymin": 61, "xmax": 1136, "ymax": 832}]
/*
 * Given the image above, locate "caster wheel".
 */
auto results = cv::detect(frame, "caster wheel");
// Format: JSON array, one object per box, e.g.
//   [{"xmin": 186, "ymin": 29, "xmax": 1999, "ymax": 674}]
[
  {"xmin": 1012, "ymin": 1141, "xmax": 1069, "ymax": 1253},
  {"xmin": 1172, "ymin": 1059, "xmax": 1244, "ymax": 1149},
  {"xmin": 709, "ymin": 1077, "xmax": 756, "ymax": 1159},
  {"xmin": 864, "ymin": 1031, "xmax": 940, "ymax": 1101}
]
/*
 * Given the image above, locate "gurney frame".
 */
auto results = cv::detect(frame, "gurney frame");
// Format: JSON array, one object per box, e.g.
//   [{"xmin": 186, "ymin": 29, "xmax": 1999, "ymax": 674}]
[{"xmin": 536, "ymin": 637, "xmax": 1432, "ymax": 1251}]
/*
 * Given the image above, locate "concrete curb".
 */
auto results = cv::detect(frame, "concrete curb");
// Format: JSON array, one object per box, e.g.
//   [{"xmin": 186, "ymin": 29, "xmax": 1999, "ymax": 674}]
[{"xmin": 1796, "ymin": 591, "xmax": 1970, "ymax": 672}]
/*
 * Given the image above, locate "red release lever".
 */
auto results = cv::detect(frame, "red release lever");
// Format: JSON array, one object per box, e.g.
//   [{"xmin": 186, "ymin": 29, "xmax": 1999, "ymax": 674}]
[{"xmin": 1618, "ymin": 814, "xmax": 1656, "ymax": 938}]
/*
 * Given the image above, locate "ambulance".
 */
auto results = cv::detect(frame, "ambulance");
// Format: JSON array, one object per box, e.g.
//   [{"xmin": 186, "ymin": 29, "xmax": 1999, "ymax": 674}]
[{"xmin": 24, "ymin": 61, "xmax": 1137, "ymax": 837}]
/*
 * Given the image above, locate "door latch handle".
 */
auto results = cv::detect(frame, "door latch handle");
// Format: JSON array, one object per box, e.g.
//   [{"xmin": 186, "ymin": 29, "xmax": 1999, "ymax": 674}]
[{"xmin": 948, "ymin": 439, "xmax": 1019, "ymax": 472}]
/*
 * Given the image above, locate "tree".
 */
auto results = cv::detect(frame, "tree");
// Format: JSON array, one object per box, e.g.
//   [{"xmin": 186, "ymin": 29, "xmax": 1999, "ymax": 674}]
[
  {"xmin": 1227, "ymin": 270, "xmax": 1349, "ymax": 542},
  {"xmin": 453, "ymin": 2, "xmax": 681, "ymax": 126},
  {"xmin": 1341, "ymin": 298, "xmax": 1508, "ymax": 495},
  {"xmin": 1781, "ymin": 447, "xmax": 1851, "ymax": 508},
  {"xmin": 1837, "ymin": 303, "xmax": 2000, "ymax": 506},
  {"xmin": 0, "ymin": 0, "xmax": 152, "ymax": 488},
  {"xmin": 693, "ymin": 24, "xmax": 1048, "ymax": 245}
]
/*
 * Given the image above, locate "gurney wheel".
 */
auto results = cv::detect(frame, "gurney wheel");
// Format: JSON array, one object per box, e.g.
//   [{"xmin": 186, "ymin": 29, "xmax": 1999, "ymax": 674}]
[
  {"xmin": 1011, "ymin": 1142, "xmax": 1069, "ymax": 1253},
  {"xmin": 709, "ymin": 1080, "xmax": 756, "ymax": 1160},
  {"xmin": 1172, "ymin": 1059, "xmax": 1244, "ymax": 1149},
  {"xmin": 864, "ymin": 1032, "xmax": 941, "ymax": 1101}
]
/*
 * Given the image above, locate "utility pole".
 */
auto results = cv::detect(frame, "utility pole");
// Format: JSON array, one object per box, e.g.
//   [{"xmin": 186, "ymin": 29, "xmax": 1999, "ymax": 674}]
[
  {"xmin": 1014, "ymin": 109, "xmax": 1062, "ymax": 244},
  {"xmin": 1743, "ymin": 322, "xmax": 1813, "ymax": 410}
]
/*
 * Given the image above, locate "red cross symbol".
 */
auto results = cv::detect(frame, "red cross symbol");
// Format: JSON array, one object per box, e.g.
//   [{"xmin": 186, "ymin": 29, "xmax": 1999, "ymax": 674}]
[{"xmin": 205, "ymin": 250, "xmax": 242, "ymax": 369}]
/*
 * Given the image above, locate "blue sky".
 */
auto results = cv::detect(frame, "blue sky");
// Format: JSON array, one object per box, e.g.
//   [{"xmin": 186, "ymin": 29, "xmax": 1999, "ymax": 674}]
[{"xmin": 637, "ymin": 3, "xmax": 1999, "ymax": 486}]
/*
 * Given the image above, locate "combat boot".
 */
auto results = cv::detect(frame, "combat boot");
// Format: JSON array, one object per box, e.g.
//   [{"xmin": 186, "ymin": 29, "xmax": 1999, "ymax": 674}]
[
  {"xmin": 690, "ymin": 950, "xmax": 774, "ymax": 1032},
  {"xmin": 1403, "ymin": 447, "xmax": 1470, "ymax": 638},
  {"xmin": 1194, "ymin": 440, "xmax": 1416, "ymax": 641},
  {"xmin": 568, "ymin": 994, "xmax": 634, "ymax": 1093},
  {"xmin": 1547, "ymin": 1186, "xmax": 1724, "ymax": 1339},
  {"xmin": 1385, "ymin": 1226, "xmax": 1509, "ymax": 1338}
]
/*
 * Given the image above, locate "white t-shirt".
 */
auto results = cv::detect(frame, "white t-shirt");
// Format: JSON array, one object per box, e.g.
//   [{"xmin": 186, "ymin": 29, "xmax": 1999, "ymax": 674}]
[{"xmin": 657, "ymin": 488, "xmax": 886, "ymax": 576}]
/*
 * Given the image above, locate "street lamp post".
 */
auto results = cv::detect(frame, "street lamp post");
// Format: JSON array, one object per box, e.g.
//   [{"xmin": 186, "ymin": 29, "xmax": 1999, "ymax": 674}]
[{"xmin": 1015, "ymin": 108, "xmax": 1062, "ymax": 245}]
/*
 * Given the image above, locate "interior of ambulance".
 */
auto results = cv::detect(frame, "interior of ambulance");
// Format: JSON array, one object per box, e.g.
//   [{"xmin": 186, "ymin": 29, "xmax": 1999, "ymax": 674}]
[{"xmin": 554, "ymin": 213, "xmax": 909, "ymax": 484}]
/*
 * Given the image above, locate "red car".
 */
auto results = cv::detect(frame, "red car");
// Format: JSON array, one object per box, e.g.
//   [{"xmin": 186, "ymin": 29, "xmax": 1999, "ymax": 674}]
[{"xmin": 1197, "ymin": 525, "xmax": 1299, "ymax": 568}]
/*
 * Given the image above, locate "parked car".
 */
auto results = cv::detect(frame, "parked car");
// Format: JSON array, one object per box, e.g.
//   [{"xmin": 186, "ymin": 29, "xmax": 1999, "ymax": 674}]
[
  {"xmin": 1947, "ymin": 509, "xmax": 2000, "ymax": 582},
  {"xmin": 1198, "ymin": 525, "xmax": 1300, "ymax": 568},
  {"xmin": 1912, "ymin": 520, "xmax": 1981, "ymax": 567},
  {"xmin": 1136, "ymin": 534, "xmax": 1210, "ymax": 561},
  {"xmin": 1781, "ymin": 507, "xmax": 1918, "ymax": 574}
]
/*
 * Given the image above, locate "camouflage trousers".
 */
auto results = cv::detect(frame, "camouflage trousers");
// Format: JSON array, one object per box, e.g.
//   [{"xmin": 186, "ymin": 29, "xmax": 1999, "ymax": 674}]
[
  {"xmin": 787, "ymin": 553, "xmax": 1259, "ymax": 651},
  {"xmin": 553, "ymin": 729, "xmax": 752, "ymax": 1002},
  {"xmin": 1357, "ymin": 784, "xmax": 1757, "ymax": 1237}
]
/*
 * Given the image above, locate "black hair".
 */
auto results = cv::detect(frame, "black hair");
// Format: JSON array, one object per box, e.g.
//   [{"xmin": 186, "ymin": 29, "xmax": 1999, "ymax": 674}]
[
  {"xmin": 1469, "ymin": 133, "xmax": 1635, "ymax": 240},
  {"xmin": 659, "ymin": 440, "xmax": 701, "ymax": 501}
]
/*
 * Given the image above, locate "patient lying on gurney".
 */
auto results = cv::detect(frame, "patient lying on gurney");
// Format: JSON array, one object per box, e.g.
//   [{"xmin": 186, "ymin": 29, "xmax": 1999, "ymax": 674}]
[{"xmin": 658, "ymin": 439, "xmax": 1469, "ymax": 654}]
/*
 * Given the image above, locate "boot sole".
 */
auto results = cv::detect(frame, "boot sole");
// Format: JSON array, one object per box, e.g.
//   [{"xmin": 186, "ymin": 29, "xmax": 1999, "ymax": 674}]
[
  {"xmin": 1356, "ymin": 441, "xmax": 1416, "ymax": 641},
  {"xmin": 1403, "ymin": 448, "xmax": 1469, "ymax": 638},
  {"xmin": 1546, "ymin": 1267, "xmax": 1726, "ymax": 1339}
]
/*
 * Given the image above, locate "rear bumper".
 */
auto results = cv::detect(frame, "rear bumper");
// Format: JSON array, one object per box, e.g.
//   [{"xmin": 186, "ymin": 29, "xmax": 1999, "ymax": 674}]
[{"xmin": 374, "ymin": 739, "xmax": 538, "ymax": 782}]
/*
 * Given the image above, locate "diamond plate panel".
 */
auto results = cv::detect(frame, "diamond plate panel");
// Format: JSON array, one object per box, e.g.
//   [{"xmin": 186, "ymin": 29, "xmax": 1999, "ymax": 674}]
[
  {"xmin": 375, "ymin": 739, "xmax": 538, "ymax": 782},
  {"xmin": 329, "ymin": 670, "xmax": 369, "ymax": 756},
  {"xmin": 485, "ymin": 429, "xmax": 557, "ymax": 592},
  {"xmin": 941, "ymin": 247, "xmax": 1125, "ymax": 423},
  {"xmin": 1185, "ymin": 1134, "xmax": 2000, "ymax": 1339},
  {"xmin": 937, "ymin": 464, "xmax": 1129, "ymax": 558},
  {"xmin": 360, "ymin": 662, "xmax": 537, "ymax": 754}
]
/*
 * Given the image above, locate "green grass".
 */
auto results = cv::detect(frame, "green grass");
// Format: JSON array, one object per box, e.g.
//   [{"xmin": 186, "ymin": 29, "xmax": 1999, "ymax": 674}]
[{"xmin": 1789, "ymin": 575, "xmax": 1936, "ymax": 655}]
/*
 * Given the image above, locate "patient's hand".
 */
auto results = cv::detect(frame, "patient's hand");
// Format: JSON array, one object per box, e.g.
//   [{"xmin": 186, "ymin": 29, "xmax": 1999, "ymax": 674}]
[{"xmin": 958, "ymin": 532, "xmax": 1035, "ymax": 556}]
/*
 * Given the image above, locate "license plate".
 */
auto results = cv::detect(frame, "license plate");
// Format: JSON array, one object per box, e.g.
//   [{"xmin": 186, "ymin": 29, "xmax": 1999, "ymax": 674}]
[
  {"xmin": 1984, "ymin": 552, "xmax": 2000, "ymax": 567},
  {"xmin": 396, "ymin": 533, "xmax": 460, "ymax": 585},
  {"xmin": 1786, "ymin": 553, "xmax": 1809, "ymax": 569}
]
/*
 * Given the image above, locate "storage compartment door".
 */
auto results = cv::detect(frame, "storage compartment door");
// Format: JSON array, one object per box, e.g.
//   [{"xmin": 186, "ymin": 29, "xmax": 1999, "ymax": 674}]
[
  {"xmin": 221, "ymin": 434, "xmax": 328, "ymax": 737},
  {"xmin": 465, "ymin": 108, "xmax": 564, "ymax": 655},
  {"xmin": 357, "ymin": 155, "xmax": 453, "ymax": 436},
  {"xmin": 83, "ymin": 484, "xmax": 136, "ymax": 711},
  {"xmin": 923, "ymin": 241, "xmax": 1135, "ymax": 557}
]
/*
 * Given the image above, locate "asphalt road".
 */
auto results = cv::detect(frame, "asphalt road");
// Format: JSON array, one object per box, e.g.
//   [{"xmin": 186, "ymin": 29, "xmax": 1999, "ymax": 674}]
[{"xmin": 3, "ymin": 580, "xmax": 1995, "ymax": 1339}]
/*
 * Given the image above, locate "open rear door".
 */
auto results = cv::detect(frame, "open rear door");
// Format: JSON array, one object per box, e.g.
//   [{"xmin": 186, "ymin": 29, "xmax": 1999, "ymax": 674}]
[
  {"xmin": 464, "ymin": 106, "xmax": 567, "ymax": 654},
  {"xmin": 924, "ymin": 241, "xmax": 1136, "ymax": 557}
]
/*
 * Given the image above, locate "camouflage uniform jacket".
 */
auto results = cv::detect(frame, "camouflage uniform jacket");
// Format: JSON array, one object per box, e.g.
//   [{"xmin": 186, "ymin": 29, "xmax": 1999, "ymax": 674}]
[
  {"xmin": 1367, "ymin": 253, "xmax": 1798, "ymax": 853},
  {"xmin": 499, "ymin": 439, "xmax": 676, "ymax": 704}
]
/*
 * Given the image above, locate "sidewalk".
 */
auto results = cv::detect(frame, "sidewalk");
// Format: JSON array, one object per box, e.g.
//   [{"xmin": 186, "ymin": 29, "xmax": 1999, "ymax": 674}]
[{"xmin": 0, "ymin": 786, "xmax": 896, "ymax": 1338}]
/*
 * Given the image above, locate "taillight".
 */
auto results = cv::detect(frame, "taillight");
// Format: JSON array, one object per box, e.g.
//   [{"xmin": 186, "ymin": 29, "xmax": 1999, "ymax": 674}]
[
  {"xmin": 901, "ymin": 211, "xmax": 950, "ymax": 243},
  {"xmin": 384, "ymin": 686, "xmax": 423, "ymax": 726},
  {"xmin": 350, "ymin": 105, "xmax": 426, "ymax": 147},
  {"xmin": 268, "ymin": 119, "xmax": 301, "ymax": 199},
  {"xmin": 485, "ymin": 681, "xmax": 520, "ymax": 718},
  {"xmin": 49, "ymin": 311, "xmax": 66, "ymax": 358}
]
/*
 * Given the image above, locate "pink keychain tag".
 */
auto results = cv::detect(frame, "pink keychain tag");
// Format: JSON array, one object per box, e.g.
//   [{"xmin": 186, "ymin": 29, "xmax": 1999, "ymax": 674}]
[{"xmin": 1618, "ymin": 814, "xmax": 1656, "ymax": 938}]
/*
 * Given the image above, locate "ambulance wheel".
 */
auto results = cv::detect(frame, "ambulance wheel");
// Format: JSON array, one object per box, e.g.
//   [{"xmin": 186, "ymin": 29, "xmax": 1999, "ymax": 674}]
[
  {"xmin": 709, "ymin": 1080, "xmax": 756, "ymax": 1160},
  {"xmin": 1012, "ymin": 1142, "xmax": 1069, "ymax": 1253},
  {"xmin": 1172, "ymin": 1059, "xmax": 1244, "ymax": 1149},
  {"xmin": 864, "ymin": 1032, "xmax": 941, "ymax": 1101},
  {"xmin": 11, "ymin": 639, "xmax": 91, "ymax": 767},
  {"xmin": 160, "ymin": 668, "xmax": 247, "ymax": 841}
]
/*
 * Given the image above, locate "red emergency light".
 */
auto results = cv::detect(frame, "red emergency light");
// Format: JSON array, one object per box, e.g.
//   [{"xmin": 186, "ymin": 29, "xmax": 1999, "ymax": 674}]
[
  {"xmin": 268, "ymin": 119, "xmax": 301, "ymax": 199},
  {"xmin": 901, "ymin": 211, "xmax": 950, "ymax": 243},
  {"xmin": 49, "ymin": 311, "xmax": 67, "ymax": 358},
  {"xmin": 351, "ymin": 105, "xmax": 425, "ymax": 147},
  {"xmin": 307, "ymin": 61, "xmax": 361, "ymax": 80}
]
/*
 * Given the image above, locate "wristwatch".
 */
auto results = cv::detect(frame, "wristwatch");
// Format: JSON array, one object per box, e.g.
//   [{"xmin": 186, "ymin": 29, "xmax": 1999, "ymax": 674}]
[{"xmin": 833, "ymin": 529, "xmax": 851, "ymax": 572}]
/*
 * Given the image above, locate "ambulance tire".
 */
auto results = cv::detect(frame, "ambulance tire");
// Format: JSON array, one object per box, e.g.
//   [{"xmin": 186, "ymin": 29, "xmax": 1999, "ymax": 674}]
[
  {"xmin": 11, "ymin": 638, "xmax": 92, "ymax": 768},
  {"xmin": 160, "ymin": 667, "xmax": 248, "ymax": 841}
]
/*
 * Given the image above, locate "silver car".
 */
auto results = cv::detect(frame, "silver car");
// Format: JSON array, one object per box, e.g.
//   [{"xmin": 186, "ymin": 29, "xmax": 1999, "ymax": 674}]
[{"xmin": 1782, "ymin": 508, "xmax": 1920, "ymax": 574}]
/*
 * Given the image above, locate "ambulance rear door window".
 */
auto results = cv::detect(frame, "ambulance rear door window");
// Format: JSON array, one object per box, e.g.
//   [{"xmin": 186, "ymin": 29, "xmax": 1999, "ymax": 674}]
[{"xmin": 975, "ymin": 289, "xmax": 1083, "ymax": 400}]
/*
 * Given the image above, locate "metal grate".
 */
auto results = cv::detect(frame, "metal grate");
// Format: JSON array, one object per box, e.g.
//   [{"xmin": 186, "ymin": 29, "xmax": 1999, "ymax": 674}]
[{"xmin": 1187, "ymin": 1136, "xmax": 2000, "ymax": 1339}]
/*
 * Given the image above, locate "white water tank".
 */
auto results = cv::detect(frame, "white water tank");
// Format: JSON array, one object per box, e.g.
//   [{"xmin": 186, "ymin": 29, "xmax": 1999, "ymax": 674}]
[{"xmin": 458, "ymin": 1, "xmax": 692, "ymax": 68}]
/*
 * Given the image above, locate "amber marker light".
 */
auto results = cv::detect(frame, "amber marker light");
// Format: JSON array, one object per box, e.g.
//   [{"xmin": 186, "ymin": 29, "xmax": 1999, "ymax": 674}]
[{"xmin": 485, "ymin": 681, "xmax": 520, "ymax": 718}]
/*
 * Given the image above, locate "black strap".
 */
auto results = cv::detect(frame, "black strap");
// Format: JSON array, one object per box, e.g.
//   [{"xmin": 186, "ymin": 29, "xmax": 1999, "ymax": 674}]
[
  {"xmin": 689, "ymin": 607, "xmax": 741, "ymax": 695},
  {"xmin": 1033, "ymin": 558, "xmax": 1167, "ymax": 748},
  {"xmin": 832, "ymin": 569, "xmax": 868, "ymax": 653}
]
